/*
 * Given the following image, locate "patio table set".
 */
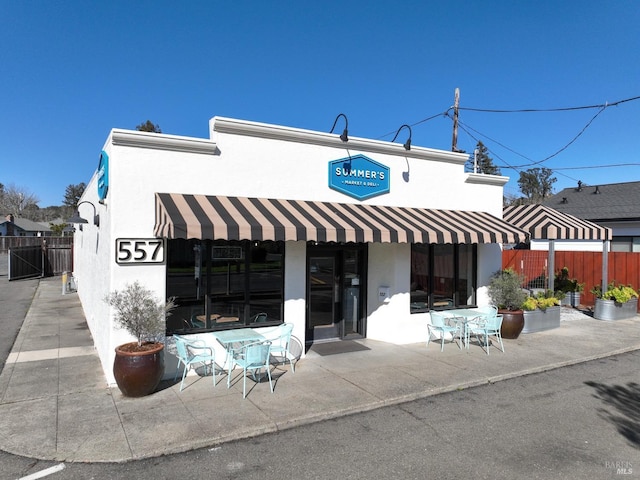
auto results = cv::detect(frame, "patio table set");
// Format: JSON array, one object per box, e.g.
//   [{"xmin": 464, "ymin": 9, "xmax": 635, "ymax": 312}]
[
  {"xmin": 173, "ymin": 323, "xmax": 296, "ymax": 398},
  {"xmin": 427, "ymin": 306, "xmax": 505, "ymax": 354}
]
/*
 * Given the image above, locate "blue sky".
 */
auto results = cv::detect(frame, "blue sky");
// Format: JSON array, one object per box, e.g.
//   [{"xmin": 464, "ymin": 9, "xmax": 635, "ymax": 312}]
[{"xmin": 1, "ymin": 0, "xmax": 639, "ymax": 207}]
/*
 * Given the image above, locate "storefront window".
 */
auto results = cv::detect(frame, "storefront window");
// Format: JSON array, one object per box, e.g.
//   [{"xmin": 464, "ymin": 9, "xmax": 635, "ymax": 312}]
[
  {"xmin": 410, "ymin": 243, "xmax": 476, "ymax": 313},
  {"xmin": 166, "ymin": 239, "xmax": 284, "ymax": 334}
]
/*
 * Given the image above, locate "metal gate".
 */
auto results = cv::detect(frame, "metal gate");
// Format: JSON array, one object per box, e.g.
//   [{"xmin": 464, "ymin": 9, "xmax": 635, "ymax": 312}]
[
  {"xmin": 8, "ymin": 244, "xmax": 72, "ymax": 281},
  {"xmin": 8, "ymin": 246, "xmax": 43, "ymax": 280}
]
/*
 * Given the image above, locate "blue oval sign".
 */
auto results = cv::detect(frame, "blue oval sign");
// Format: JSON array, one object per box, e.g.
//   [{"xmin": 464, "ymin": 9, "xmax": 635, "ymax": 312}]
[
  {"xmin": 328, "ymin": 154, "xmax": 390, "ymax": 200},
  {"xmin": 97, "ymin": 150, "xmax": 109, "ymax": 201}
]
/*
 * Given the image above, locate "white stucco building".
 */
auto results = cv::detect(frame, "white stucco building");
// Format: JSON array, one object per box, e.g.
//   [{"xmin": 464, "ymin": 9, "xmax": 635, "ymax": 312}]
[{"xmin": 72, "ymin": 116, "xmax": 525, "ymax": 384}]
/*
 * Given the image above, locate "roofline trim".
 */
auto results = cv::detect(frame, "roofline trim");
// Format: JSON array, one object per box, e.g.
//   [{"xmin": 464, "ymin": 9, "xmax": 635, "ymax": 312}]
[{"xmin": 211, "ymin": 116, "xmax": 469, "ymax": 164}]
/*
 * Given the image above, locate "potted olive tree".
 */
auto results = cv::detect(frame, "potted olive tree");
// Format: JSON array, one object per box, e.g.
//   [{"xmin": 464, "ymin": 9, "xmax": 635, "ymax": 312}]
[
  {"xmin": 591, "ymin": 282, "xmax": 638, "ymax": 321},
  {"xmin": 105, "ymin": 281, "xmax": 176, "ymax": 397},
  {"xmin": 488, "ymin": 268, "xmax": 527, "ymax": 339}
]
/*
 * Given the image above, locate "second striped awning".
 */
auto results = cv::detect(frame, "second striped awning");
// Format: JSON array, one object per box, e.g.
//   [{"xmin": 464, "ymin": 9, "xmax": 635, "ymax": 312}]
[
  {"xmin": 154, "ymin": 193, "xmax": 528, "ymax": 244},
  {"xmin": 503, "ymin": 204, "xmax": 612, "ymax": 241}
]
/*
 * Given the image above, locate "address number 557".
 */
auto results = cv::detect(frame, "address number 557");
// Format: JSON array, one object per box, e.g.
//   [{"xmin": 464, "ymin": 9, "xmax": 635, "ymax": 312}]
[{"xmin": 116, "ymin": 239, "xmax": 165, "ymax": 265}]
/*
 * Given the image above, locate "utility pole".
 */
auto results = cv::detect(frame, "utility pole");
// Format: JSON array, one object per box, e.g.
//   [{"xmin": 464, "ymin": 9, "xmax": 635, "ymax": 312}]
[{"xmin": 451, "ymin": 88, "xmax": 460, "ymax": 152}]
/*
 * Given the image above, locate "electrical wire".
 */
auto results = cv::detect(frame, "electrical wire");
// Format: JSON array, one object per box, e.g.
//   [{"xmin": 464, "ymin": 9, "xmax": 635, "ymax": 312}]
[
  {"xmin": 377, "ymin": 110, "xmax": 451, "ymax": 140},
  {"xmin": 376, "ymin": 94, "xmax": 639, "ymax": 188},
  {"xmin": 457, "ymin": 95, "xmax": 640, "ymax": 113}
]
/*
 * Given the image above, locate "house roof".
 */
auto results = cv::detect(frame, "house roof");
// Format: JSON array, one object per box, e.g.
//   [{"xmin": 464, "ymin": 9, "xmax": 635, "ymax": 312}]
[
  {"xmin": 542, "ymin": 181, "xmax": 640, "ymax": 222},
  {"xmin": 504, "ymin": 204, "xmax": 611, "ymax": 241},
  {"xmin": 0, "ymin": 217, "xmax": 51, "ymax": 233}
]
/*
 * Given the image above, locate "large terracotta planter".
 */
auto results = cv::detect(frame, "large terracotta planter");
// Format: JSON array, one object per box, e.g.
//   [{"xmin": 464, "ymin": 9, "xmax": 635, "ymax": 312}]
[
  {"xmin": 113, "ymin": 342, "xmax": 165, "ymax": 397},
  {"xmin": 498, "ymin": 309, "xmax": 525, "ymax": 339}
]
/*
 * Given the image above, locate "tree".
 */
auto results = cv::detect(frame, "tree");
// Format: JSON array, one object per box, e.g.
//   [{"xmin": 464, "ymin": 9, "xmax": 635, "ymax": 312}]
[
  {"xmin": 464, "ymin": 141, "xmax": 501, "ymax": 175},
  {"xmin": 135, "ymin": 120, "xmax": 162, "ymax": 133},
  {"xmin": 49, "ymin": 222, "xmax": 67, "ymax": 236},
  {"xmin": 517, "ymin": 167, "xmax": 557, "ymax": 204},
  {"xmin": 0, "ymin": 183, "xmax": 39, "ymax": 218},
  {"xmin": 62, "ymin": 182, "xmax": 86, "ymax": 220},
  {"xmin": 63, "ymin": 183, "xmax": 86, "ymax": 208}
]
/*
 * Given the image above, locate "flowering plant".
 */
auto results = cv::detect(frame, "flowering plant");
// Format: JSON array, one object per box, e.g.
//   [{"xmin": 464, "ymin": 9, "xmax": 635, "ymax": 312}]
[
  {"xmin": 591, "ymin": 282, "xmax": 638, "ymax": 304},
  {"xmin": 521, "ymin": 290, "xmax": 560, "ymax": 311}
]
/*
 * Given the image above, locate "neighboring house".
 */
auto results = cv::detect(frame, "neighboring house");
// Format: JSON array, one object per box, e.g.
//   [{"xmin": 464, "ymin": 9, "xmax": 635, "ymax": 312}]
[
  {"xmin": 543, "ymin": 181, "xmax": 640, "ymax": 252},
  {"xmin": 0, "ymin": 214, "xmax": 52, "ymax": 237}
]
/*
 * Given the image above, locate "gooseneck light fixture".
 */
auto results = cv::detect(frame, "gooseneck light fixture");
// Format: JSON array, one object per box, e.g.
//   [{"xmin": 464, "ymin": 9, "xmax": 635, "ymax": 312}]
[
  {"xmin": 392, "ymin": 124, "xmax": 412, "ymax": 151},
  {"xmin": 329, "ymin": 113, "xmax": 349, "ymax": 142},
  {"xmin": 67, "ymin": 201, "xmax": 100, "ymax": 228}
]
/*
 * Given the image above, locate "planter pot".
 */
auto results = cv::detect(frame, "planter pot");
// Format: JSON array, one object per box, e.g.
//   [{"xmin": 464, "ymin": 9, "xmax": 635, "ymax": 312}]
[
  {"xmin": 113, "ymin": 342, "xmax": 165, "ymax": 397},
  {"xmin": 560, "ymin": 295, "xmax": 572, "ymax": 307},
  {"xmin": 498, "ymin": 310, "xmax": 525, "ymax": 339},
  {"xmin": 571, "ymin": 292, "xmax": 581, "ymax": 307},
  {"xmin": 594, "ymin": 298, "xmax": 638, "ymax": 321},
  {"xmin": 522, "ymin": 306, "xmax": 561, "ymax": 333}
]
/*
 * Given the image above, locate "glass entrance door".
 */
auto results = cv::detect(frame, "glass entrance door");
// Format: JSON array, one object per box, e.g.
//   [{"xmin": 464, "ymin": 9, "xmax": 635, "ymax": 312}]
[{"xmin": 307, "ymin": 245, "xmax": 366, "ymax": 343}]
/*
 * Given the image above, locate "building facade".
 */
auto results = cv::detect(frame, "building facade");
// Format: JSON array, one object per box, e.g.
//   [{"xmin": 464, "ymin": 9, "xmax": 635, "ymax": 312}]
[{"xmin": 72, "ymin": 117, "xmax": 525, "ymax": 384}]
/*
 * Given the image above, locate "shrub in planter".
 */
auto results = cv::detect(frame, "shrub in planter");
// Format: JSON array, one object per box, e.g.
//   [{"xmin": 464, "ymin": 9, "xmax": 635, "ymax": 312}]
[
  {"xmin": 488, "ymin": 269, "xmax": 527, "ymax": 339},
  {"xmin": 591, "ymin": 282, "xmax": 639, "ymax": 321},
  {"xmin": 522, "ymin": 290, "xmax": 560, "ymax": 311},
  {"xmin": 554, "ymin": 267, "xmax": 584, "ymax": 307},
  {"xmin": 521, "ymin": 290, "xmax": 561, "ymax": 333},
  {"xmin": 105, "ymin": 282, "xmax": 176, "ymax": 397}
]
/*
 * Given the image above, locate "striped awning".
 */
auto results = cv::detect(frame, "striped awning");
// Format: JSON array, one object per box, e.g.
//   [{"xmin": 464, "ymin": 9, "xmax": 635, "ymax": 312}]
[
  {"xmin": 503, "ymin": 204, "xmax": 612, "ymax": 241},
  {"xmin": 154, "ymin": 193, "xmax": 528, "ymax": 244}
]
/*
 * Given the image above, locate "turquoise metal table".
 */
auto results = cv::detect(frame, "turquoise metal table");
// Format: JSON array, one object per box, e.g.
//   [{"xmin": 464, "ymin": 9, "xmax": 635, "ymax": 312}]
[
  {"xmin": 441, "ymin": 309, "xmax": 487, "ymax": 348},
  {"xmin": 211, "ymin": 328, "xmax": 265, "ymax": 387}
]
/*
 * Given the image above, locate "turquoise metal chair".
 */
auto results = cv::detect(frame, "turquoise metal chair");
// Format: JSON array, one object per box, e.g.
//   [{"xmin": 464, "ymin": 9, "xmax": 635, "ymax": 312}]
[
  {"xmin": 427, "ymin": 311, "xmax": 462, "ymax": 351},
  {"xmin": 252, "ymin": 312, "xmax": 268, "ymax": 323},
  {"xmin": 231, "ymin": 340, "xmax": 274, "ymax": 398},
  {"xmin": 173, "ymin": 334, "xmax": 217, "ymax": 391},
  {"xmin": 263, "ymin": 323, "xmax": 296, "ymax": 373},
  {"xmin": 466, "ymin": 307, "xmax": 504, "ymax": 354}
]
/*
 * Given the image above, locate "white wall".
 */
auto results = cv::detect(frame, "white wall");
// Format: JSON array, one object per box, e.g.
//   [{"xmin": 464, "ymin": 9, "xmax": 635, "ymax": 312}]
[
  {"xmin": 530, "ymin": 239, "xmax": 606, "ymax": 252},
  {"xmin": 365, "ymin": 243, "xmax": 426, "ymax": 344}
]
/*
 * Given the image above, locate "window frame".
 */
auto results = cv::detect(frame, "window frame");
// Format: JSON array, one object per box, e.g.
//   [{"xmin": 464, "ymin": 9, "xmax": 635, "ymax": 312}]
[
  {"xmin": 165, "ymin": 239, "xmax": 285, "ymax": 334},
  {"xmin": 410, "ymin": 243, "xmax": 477, "ymax": 313}
]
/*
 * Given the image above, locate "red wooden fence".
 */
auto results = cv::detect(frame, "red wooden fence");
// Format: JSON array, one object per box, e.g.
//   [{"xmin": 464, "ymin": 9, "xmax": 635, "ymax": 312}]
[{"xmin": 502, "ymin": 250, "xmax": 640, "ymax": 307}]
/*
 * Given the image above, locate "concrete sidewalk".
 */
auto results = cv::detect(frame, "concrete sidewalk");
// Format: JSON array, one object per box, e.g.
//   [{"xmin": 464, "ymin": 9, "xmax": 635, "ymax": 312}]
[{"xmin": 1, "ymin": 276, "xmax": 639, "ymax": 463}]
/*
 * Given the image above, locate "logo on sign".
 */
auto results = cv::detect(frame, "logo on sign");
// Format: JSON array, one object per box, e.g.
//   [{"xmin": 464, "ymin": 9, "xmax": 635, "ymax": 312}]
[
  {"xmin": 328, "ymin": 154, "xmax": 390, "ymax": 200},
  {"xmin": 97, "ymin": 150, "xmax": 109, "ymax": 201}
]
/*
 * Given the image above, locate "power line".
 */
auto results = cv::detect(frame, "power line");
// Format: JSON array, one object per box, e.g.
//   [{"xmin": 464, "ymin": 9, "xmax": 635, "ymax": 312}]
[
  {"xmin": 377, "ymin": 110, "xmax": 451, "ymax": 140},
  {"xmin": 509, "ymin": 105, "xmax": 607, "ymax": 168},
  {"xmin": 375, "ymin": 93, "xmax": 639, "ymax": 190},
  {"xmin": 553, "ymin": 163, "xmax": 640, "ymax": 170},
  {"xmin": 457, "ymin": 94, "xmax": 640, "ymax": 113}
]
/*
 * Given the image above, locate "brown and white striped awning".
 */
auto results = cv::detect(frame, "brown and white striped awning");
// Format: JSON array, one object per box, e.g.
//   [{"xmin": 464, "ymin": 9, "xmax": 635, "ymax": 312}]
[
  {"xmin": 503, "ymin": 204, "xmax": 611, "ymax": 241},
  {"xmin": 154, "ymin": 193, "xmax": 528, "ymax": 244}
]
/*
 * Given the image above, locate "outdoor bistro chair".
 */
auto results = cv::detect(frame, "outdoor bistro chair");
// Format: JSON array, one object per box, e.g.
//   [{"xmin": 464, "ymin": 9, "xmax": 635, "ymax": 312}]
[
  {"xmin": 263, "ymin": 322, "xmax": 296, "ymax": 373},
  {"xmin": 173, "ymin": 334, "xmax": 218, "ymax": 391},
  {"xmin": 466, "ymin": 307, "xmax": 504, "ymax": 354},
  {"xmin": 230, "ymin": 340, "xmax": 274, "ymax": 398},
  {"xmin": 427, "ymin": 311, "xmax": 462, "ymax": 351},
  {"xmin": 252, "ymin": 312, "xmax": 268, "ymax": 323}
]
